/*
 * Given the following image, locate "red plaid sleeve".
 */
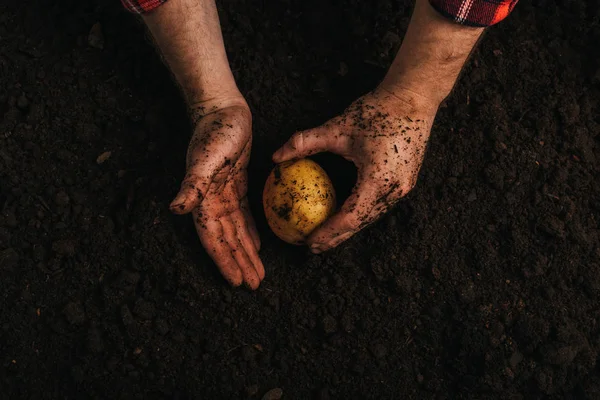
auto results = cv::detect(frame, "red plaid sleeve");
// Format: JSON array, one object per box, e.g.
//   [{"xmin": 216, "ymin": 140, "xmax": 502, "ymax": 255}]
[
  {"xmin": 121, "ymin": 0, "xmax": 168, "ymax": 14},
  {"xmin": 429, "ymin": 0, "xmax": 518, "ymax": 27}
]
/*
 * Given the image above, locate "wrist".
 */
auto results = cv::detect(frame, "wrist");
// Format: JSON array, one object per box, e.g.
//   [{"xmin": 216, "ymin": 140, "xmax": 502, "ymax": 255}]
[
  {"xmin": 181, "ymin": 76, "xmax": 245, "ymax": 108},
  {"xmin": 378, "ymin": 79, "xmax": 443, "ymax": 111},
  {"xmin": 376, "ymin": 81, "xmax": 441, "ymax": 115},
  {"xmin": 188, "ymin": 93, "xmax": 250, "ymax": 123},
  {"xmin": 187, "ymin": 86, "xmax": 246, "ymax": 112}
]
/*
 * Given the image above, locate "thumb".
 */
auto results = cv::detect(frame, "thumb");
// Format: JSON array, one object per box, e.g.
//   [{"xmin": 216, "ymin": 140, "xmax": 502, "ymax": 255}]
[
  {"xmin": 272, "ymin": 122, "xmax": 342, "ymax": 163},
  {"xmin": 307, "ymin": 177, "xmax": 380, "ymax": 253},
  {"xmin": 169, "ymin": 161, "xmax": 220, "ymax": 215}
]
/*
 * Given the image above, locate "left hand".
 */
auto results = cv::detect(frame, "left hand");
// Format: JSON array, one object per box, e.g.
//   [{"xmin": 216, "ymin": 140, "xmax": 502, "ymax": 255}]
[{"xmin": 272, "ymin": 87, "xmax": 439, "ymax": 253}]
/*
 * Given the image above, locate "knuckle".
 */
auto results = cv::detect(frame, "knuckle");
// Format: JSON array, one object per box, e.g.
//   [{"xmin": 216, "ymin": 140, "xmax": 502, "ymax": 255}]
[
  {"xmin": 291, "ymin": 131, "xmax": 304, "ymax": 151},
  {"xmin": 341, "ymin": 212, "xmax": 361, "ymax": 230},
  {"xmin": 182, "ymin": 172, "xmax": 200, "ymax": 185}
]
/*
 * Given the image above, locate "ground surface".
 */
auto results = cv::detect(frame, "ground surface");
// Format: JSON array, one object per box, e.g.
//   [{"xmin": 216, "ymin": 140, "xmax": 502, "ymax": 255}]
[{"xmin": 1, "ymin": 0, "xmax": 600, "ymax": 398}]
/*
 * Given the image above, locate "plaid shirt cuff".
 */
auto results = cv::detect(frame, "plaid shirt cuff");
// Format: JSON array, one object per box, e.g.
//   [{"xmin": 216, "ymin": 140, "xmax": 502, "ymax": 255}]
[
  {"xmin": 121, "ymin": 0, "xmax": 517, "ymax": 26},
  {"xmin": 429, "ymin": 0, "xmax": 518, "ymax": 27},
  {"xmin": 121, "ymin": 0, "xmax": 168, "ymax": 14}
]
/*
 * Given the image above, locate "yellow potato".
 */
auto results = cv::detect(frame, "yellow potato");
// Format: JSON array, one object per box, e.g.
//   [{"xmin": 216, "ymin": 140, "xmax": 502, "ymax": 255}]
[{"xmin": 263, "ymin": 158, "xmax": 336, "ymax": 245}]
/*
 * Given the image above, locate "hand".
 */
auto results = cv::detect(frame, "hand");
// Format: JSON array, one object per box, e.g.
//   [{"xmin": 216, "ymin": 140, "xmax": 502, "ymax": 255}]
[
  {"xmin": 273, "ymin": 87, "xmax": 439, "ymax": 253},
  {"xmin": 170, "ymin": 97, "xmax": 265, "ymax": 289}
]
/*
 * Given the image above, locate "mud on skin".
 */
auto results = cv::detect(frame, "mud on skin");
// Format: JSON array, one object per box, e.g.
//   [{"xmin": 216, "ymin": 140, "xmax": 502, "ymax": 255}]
[
  {"xmin": 1, "ymin": 0, "xmax": 599, "ymax": 398},
  {"xmin": 299, "ymin": 88, "xmax": 435, "ymax": 249}
]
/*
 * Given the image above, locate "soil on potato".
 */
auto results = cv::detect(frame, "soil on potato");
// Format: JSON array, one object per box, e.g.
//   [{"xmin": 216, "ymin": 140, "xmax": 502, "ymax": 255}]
[{"xmin": 1, "ymin": 0, "xmax": 599, "ymax": 399}]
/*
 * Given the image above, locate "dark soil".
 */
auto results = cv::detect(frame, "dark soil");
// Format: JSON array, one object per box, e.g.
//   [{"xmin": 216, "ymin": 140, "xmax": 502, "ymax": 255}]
[{"xmin": 1, "ymin": 0, "xmax": 600, "ymax": 398}]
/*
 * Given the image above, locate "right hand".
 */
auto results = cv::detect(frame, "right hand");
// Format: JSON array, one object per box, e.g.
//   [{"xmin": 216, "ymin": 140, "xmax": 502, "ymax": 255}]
[{"xmin": 169, "ymin": 97, "xmax": 265, "ymax": 289}]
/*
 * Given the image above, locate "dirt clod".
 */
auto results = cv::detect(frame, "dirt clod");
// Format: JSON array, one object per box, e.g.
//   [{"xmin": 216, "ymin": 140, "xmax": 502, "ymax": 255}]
[
  {"xmin": 262, "ymin": 388, "xmax": 283, "ymax": 400},
  {"xmin": 54, "ymin": 191, "xmax": 70, "ymax": 207},
  {"xmin": 63, "ymin": 302, "xmax": 85, "ymax": 325},
  {"xmin": 88, "ymin": 22, "xmax": 104, "ymax": 50},
  {"xmin": 321, "ymin": 315, "xmax": 337, "ymax": 335}
]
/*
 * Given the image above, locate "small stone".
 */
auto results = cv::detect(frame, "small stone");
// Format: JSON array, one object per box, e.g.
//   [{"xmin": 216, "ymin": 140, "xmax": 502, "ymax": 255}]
[
  {"xmin": 132, "ymin": 298, "xmax": 155, "ymax": 320},
  {"xmin": 63, "ymin": 302, "xmax": 86, "ymax": 325},
  {"xmin": 154, "ymin": 318, "xmax": 169, "ymax": 335},
  {"xmin": 484, "ymin": 164, "xmax": 505, "ymax": 190},
  {"xmin": 467, "ymin": 190, "xmax": 477, "ymax": 202},
  {"xmin": 539, "ymin": 215, "xmax": 565, "ymax": 238},
  {"xmin": 96, "ymin": 151, "xmax": 112, "ymax": 164},
  {"xmin": 382, "ymin": 31, "xmax": 401, "ymax": 56},
  {"xmin": 262, "ymin": 388, "xmax": 283, "ymax": 400},
  {"xmin": 417, "ymin": 374, "xmax": 424, "ymax": 384},
  {"xmin": 52, "ymin": 239, "xmax": 76, "ymax": 256},
  {"xmin": 245, "ymin": 384, "xmax": 259, "ymax": 397},
  {"xmin": 431, "ymin": 266, "xmax": 441, "ymax": 280},
  {"xmin": 222, "ymin": 289, "xmax": 232, "ymax": 303},
  {"xmin": 54, "ymin": 191, "xmax": 70, "ymax": 206},
  {"xmin": 88, "ymin": 23, "xmax": 105, "ymax": 49},
  {"xmin": 16, "ymin": 93, "xmax": 29, "ymax": 110},
  {"xmin": 338, "ymin": 62, "xmax": 349, "ymax": 77},
  {"xmin": 509, "ymin": 351, "xmax": 523, "ymax": 368},
  {"xmin": 321, "ymin": 315, "xmax": 337, "ymax": 335}
]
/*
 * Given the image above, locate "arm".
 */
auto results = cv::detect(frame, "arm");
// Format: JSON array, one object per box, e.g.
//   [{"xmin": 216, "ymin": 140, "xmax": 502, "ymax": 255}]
[
  {"xmin": 273, "ymin": 0, "xmax": 485, "ymax": 252},
  {"xmin": 142, "ymin": 0, "xmax": 240, "ymax": 104},
  {"xmin": 141, "ymin": 0, "xmax": 265, "ymax": 289},
  {"xmin": 381, "ymin": 0, "xmax": 484, "ymax": 106}
]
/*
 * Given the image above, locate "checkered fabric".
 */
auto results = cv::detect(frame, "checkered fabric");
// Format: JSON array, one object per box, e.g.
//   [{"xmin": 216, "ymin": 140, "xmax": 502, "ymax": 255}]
[{"xmin": 122, "ymin": 0, "xmax": 518, "ymax": 27}]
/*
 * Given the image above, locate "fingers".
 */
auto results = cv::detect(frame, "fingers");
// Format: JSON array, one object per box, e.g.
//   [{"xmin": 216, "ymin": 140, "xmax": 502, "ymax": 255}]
[
  {"xmin": 272, "ymin": 122, "xmax": 345, "ymax": 163},
  {"xmin": 307, "ymin": 177, "xmax": 385, "ymax": 253},
  {"xmin": 241, "ymin": 198, "xmax": 261, "ymax": 250},
  {"xmin": 193, "ymin": 213, "xmax": 243, "ymax": 287},
  {"xmin": 221, "ymin": 217, "xmax": 262, "ymax": 290},
  {"xmin": 232, "ymin": 209, "xmax": 265, "ymax": 280}
]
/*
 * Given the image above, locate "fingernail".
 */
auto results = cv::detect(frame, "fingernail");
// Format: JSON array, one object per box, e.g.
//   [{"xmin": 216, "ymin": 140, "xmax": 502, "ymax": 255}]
[
  {"xmin": 170, "ymin": 193, "xmax": 187, "ymax": 210},
  {"xmin": 272, "ymin": 149, "xmax": 282, "ymax": 161},
  {"xmin": 310, "ymin": 244, "xmax": 323, "ymax": 254}
]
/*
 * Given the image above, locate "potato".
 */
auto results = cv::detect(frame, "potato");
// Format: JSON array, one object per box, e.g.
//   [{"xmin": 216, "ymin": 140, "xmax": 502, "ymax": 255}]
[{"xmin": 263, "ymin": 159, "xmax": 336, "ymax": 244}]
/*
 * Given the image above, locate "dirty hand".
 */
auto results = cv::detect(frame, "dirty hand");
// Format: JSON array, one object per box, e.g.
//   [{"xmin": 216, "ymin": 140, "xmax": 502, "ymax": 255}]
[
  {"xmin": 273, "ymin": 88, "xmax": 438, "ymax": 253},
  {"xmin": 170, "ymin": 98, "xmax": 265, "ymax": 289}
]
